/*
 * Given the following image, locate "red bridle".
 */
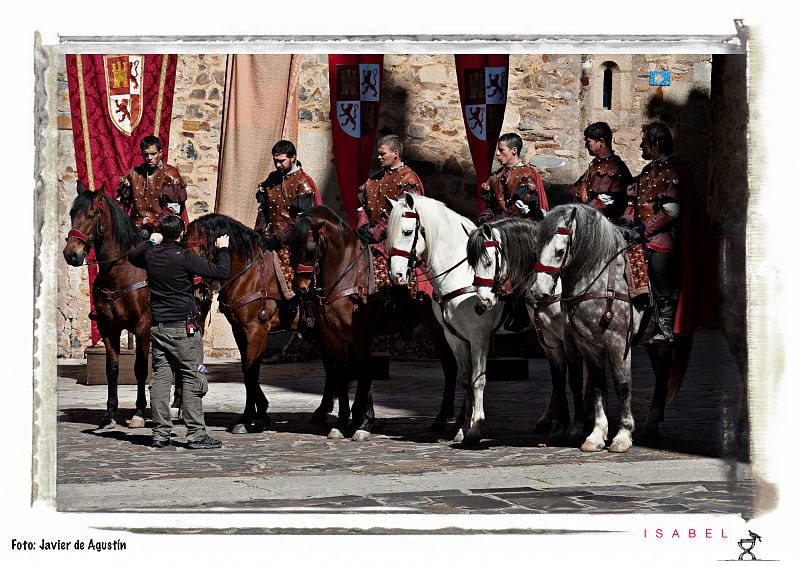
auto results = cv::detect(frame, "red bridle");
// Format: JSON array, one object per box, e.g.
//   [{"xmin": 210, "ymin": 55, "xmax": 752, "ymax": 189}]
[
  {"xmin": 533, "ymin": 227, "xmax": 573, "ymax": 274},
  {"xmin": 472, "ymin": 239, "xmax": 500, "ymax": 288}
]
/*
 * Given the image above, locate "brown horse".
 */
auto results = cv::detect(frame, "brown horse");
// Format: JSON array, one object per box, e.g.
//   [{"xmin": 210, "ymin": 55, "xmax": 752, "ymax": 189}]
[
  {"xmin": 287, "ymin": 205, "xmax": 458, "ymax": 441},
  {"xmin": 62, "ymin": 184, "xmax": 151, "ymax": 429},
  {"xmin": 185, "ymin": 213, "xmax": 313, "ymax": 433}
]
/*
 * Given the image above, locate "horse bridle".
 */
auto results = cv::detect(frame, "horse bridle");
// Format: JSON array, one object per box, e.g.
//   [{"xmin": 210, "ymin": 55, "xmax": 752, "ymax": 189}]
[
  {"xmin": 65, "ymin": 197, "xmax": 107, "ymax": 252},
  {"xmin": 388, "ymin": 211, "xmax": 424, "ymax": 281},
  {"xmin": 293, "ymin": 229, "xmax": 322, "ymax": 293},
  {"xmin": 533, "ymin": 215, "xmax": 576, "ymax": 296},
  {"xmin": 472, "ymin": 236, "xmax": 508, "ymax": 295}
]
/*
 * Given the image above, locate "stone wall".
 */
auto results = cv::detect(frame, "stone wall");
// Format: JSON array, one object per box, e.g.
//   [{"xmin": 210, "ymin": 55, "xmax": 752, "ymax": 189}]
[
  {"xmin": 56, "ymin": 52, "xmax": 715, "ymax": 357},
  {"xmin": 56, "ymin": 54, "xmax": 227, "ymax": 358}
]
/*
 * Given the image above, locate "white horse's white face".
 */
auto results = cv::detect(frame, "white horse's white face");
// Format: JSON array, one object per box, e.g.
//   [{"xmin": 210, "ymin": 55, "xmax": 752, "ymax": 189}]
[
  {"xmin": 388, "ymin": 204, "xmax": 427, "ymax": 286},
  {"xmin": 474, "ymin": 225, "xmax": 504, "ymax": 310},
  {"xmin": 533, "ymin": 223, "xmax": 572, "ymax": 299}
]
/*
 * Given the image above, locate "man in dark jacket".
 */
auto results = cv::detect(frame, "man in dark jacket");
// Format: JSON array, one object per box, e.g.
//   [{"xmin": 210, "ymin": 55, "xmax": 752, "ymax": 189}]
[{"xmin": 128, "ymin": 215, "xmax": 230, "ymax": 449}]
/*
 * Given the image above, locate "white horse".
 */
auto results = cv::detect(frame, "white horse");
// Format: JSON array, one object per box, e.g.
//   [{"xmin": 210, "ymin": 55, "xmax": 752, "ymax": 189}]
[
  {"xmin": 531, "ymin": 204, "xmax": 654, "ymax": 453},
  {"xmin": 466, "ymin": 218, "xmax": 589, "ymax": 443},
  {"xmin": 386, "ymin": 193, "xmax": 532, "ymax": 445}
]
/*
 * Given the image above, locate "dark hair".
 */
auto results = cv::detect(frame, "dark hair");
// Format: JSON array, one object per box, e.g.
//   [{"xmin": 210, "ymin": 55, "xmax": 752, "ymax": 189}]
[
  {"xmin": 583, "ymin": 122, "xmax": 613, "ymax": 146},
  {"xmin": 498, "ymin": 132, "xmax": 523, "ymax": 155},
  {"xmin": 140, "ymin": 135, "xmax": 162, "ymax": 152},
  {"xmin": 377, "ymin": 134, "xmax": 403, "ymax": 156},
  {"xmin": 642, "ymin": 122, "xmax": 674, "ymax": 155},
  {"xmin": 271, "ymin": 139, "xmax": 297, "ymax": 158},
  {"xmin": 160, "ymin": 214, "xmax": 185, "ymax": 240}
]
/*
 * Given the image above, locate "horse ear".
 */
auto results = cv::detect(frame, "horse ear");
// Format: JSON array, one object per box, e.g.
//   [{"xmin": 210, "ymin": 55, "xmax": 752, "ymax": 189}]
[
  {"xmin": 384, "ymin": 195, "xmax": 396, "ymax": 212},
  {"xmin": 482, "ymin": 224, "xmax": 493, "ymax": 239},
  {"xmin": 404, "ymin": 191, "xmax": 415, "ymax": 209},
  {"xmin": 76, "ymin": 180, "xmax": 86, "ymax": 194},
  {"xmin": 461, "ymin": 224, "xmax": 471, "ymax": 237},
  {"xmin": 98, "ymin": 181, "xmax": 106, "ymax": 192}
]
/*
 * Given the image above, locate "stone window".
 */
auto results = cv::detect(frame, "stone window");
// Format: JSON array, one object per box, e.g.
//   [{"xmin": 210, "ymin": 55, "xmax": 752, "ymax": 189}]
[{"xmin": 601, "ymin": 61, "xmax": 620, "ymax": 109}]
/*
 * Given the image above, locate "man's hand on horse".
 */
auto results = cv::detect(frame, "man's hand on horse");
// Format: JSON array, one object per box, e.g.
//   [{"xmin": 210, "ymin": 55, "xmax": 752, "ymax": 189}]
[{"xmin": 215, "ymin": 234, "xmax": 230, "ymax": 249}]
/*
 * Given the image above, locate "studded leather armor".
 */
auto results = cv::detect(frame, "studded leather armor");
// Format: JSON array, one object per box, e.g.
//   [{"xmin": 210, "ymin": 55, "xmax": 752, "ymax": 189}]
[
  {"xmin": 478, "ymin": 162, "xmax": 546, "ymax": 225},
  {"xmin": 117, "ymin": 162, "xmax": 187, "ymax": 228},
  {"xmin": 254, "ymin": 166, "xmax": 320, "ymax": 236},
  {"xmin": 573, "ymin": 153, "xmax": 632, "ymax": 222}
]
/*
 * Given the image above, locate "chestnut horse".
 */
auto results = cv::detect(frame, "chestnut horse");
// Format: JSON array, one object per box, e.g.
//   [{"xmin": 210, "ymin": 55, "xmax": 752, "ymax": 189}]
[
  {"xmin": 287, "ymin": 205, "xmax": 458, "ymax": 441},
  {"xmin": 184, "ymin": 213, "xmax": 307, "ymax": 433},
  {"xmin": 62, "ymin": 184, "xmax": 151, "ymax": 429}
]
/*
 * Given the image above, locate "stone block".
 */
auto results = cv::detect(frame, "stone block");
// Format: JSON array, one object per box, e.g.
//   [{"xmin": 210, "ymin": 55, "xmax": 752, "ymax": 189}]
[
  {"xmin": 85, "ymin": 345, "xmax": 152, "ymax": 385},
  {"xmin": 419, "ymin": 64, "xmax": 448, "ymax": 85}
]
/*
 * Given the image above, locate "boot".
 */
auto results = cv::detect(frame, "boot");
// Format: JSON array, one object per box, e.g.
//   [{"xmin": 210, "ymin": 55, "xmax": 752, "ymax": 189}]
[{"xmin": 652, "ymin": 297, "xmax": 675, "ymax": 343}]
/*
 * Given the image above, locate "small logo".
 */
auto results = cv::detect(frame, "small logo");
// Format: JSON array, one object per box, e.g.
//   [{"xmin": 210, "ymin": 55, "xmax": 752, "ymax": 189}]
[
  {"xmin": 335, "ymin": 63, "xmax": 380, "ymax": 138},
  {"xmin": 103, "ymin": 55, "xmax": 144, "ymax": 136},
  {"xmin": 736, "ymin": 530, "xmax": 762, "ymax": 561},
  {"xmin": 649, "ymin": 70, "xmax": 671, "ymax": 87},
  {"xmin": 462, "ymin": 67, "xmax": 508, "ymax": 141}
]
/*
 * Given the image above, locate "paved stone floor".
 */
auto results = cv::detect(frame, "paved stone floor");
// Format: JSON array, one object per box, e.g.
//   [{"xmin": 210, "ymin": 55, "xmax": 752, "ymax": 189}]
[{"xmin": 56, "ymin": 327, "xmax": 754, "ymax": 519}]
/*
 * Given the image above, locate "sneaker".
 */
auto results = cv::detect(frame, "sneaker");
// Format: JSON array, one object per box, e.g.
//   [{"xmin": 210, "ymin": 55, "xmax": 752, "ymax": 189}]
[
  {"xmin": 151, "ymin": 438, "xmax": 172, "ymax": 449},
  {"xmin": 186, "ymin": 435, "xmax": 222, "ymax": 449}
]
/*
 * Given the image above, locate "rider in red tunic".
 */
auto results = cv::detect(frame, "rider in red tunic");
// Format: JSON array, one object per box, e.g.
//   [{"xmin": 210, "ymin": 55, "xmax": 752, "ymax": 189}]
[
  {"xmin": 620, "ymin": 122, "xmax": 718, "ymax": 341},
  {"xmin": 573, "ymin": 122, "xmax": 632, "ymax": 223},
  {"xmin": 116, "ymin": 135, "xmax": 188, "ymax": 237},
  {"xmin": 477, "ymin": 132, "xmax": 549, "ymax": 226}
]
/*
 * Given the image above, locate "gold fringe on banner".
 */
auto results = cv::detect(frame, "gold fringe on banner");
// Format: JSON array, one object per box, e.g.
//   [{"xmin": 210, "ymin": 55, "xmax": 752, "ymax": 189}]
[
  {"xmin": 75, "ymin": 55, "xmax": 95, "ymax": 190},
  {"xmin": 153, "ymin": 54, "xmax": 170, "ymax": 137}
]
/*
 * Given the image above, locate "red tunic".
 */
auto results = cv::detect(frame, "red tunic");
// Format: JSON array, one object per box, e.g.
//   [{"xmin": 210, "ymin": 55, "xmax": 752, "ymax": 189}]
[{"xmin": 478, "ymin": 162, "xmax": 548, "ymax": 225}]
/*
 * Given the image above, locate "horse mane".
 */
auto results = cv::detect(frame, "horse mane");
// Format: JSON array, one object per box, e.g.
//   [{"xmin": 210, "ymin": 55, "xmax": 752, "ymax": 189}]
[
  {"xmin": 386, "ymin": 193, "xmax": 476, "ymax": 255},
  {"xmin": 469, "ymin": 218, "xmax": 540, "ymax": 290},
  {"xmin": 188, "ymin": 213, "xmax": 265, "ymax": 261},
  {"xmin": 70, "ymin": 190, "xmax": 142, "ymax": 251},
  {"xmin": 538, "ymin": 204, "xmax": 624, "ymax": 279}
]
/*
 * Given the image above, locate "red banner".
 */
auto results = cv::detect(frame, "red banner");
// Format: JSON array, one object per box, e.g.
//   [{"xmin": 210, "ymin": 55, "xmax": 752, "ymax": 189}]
[
  {"xmin": 66, "ymin": 54, "xmax": 178, "ymax": 344},
  {"xmin": 455, "ymin": 55, "xmax": 510, "ymax": 213},
  {"xmin": 328, "ymin": 55, "xmax": 383, "ymax": 226}
]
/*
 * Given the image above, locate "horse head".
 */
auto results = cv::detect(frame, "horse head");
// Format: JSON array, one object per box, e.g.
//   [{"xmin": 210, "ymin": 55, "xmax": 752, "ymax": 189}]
[
  {"xmin": 287, "ymin": 212, "xmax": 325, "ymax": 297},
  {"xmin": 63, "ymin": 181, "xmax": 111, "ymax": 266},
  {"xmin": 386, "ymin": 192, "xmax": 426, "ymax": 286},
  {"xmin": 466, "ymin": 223, "xmax": 506, "ymax": 311},
  {"xmin": 533, "ymin": 205, "xmax": 578, "ymax": 300},
  {"xmin": 184, "ymin": 220, "xmax": 217, "ymax": 333}
]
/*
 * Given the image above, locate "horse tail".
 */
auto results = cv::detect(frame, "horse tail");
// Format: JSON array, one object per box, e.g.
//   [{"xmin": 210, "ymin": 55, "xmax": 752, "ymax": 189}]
[{"xmin": 666, "ymin": 334, "xmax": 693, "ymax": 403}]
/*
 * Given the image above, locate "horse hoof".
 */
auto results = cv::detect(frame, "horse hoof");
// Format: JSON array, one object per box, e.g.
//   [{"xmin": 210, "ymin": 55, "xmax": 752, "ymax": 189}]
[
  {"xmin": 580, "ymin": 439, "xmax": 604, "ymax": 452},
  {"xmin": 99, "ymin": 418, "xmax": 116, "ymax": 430},
  {"xmin": 309, "ymin": 411, "xmax": 329, "ymax": 426},
  {"xmin": 231, "ymin": 423, "xmax": 248, "ymax": 434},
  {"xmin": 453, "ymin": 430, "xmax": 465, "ymax": 443},
  {"xmin": 638, "ymin": 427, "xmax": 659, "ymax": 441},
  {"xmin": 251, "ymin": 418, "xmax": 270, "ymax": 433},
  {"xmin": 352, "ymin": 430, "xmax": 371, "ymax": 442},
  {"xmin": 128, "ymin": 415, "xmax": 146, "ymax": 429},
  {"xmin": 461, "ymin": 433, "xmax": 481, "ymax": 446},
  {"xmin": 609, "ymin": 440, "xmax": 632, "ymax": 453},
  {"xmin": 328, "ymin": 428, "xmax": 345, "ymax": 440},
  {"xmin": 532, "ymin": 420, "xmax": 553, "ymax": 435},
  {"xmin": 170, "ymin": 407, "xmax": 182, "ymax": 420}
]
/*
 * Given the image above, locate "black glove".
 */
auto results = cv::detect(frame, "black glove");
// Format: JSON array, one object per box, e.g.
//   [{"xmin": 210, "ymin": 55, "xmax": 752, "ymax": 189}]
[
  {"xmin": 264, "ymin": 234, "xmax": 282, "ymax": 252},
  {"xmin": 356, "ymin": 223, "xmax": 376, "ymax": 245}
]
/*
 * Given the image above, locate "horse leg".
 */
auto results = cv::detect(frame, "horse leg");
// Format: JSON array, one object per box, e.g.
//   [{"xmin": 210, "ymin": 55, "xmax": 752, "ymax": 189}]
[
  {"xmin": 426, "ymin": 308, "xmax": 458, "ymax": 429},
  {"xmin": 533, "ymin": 390, "xmax": 557, "ymax": 435},
  {"xmin": 170, "ymin": 371, "xmax": 183, "ymax": 421},
  {"xmin": 544, "ymin": 350, "xmax": 571, "ymax": 446},
  {"xmin": 100, "ymin": 331, "xmax": 121, "ymax": 429},
  {"xmin": 129, "ymin": 330, "xmax": 150, "ymax": 428},
  {"xmin": 607, "ymin": 350, "xmax": 635, "ymax": 453},
  {"xmin": 641, "ymin": 343, "xmax": 670, "ymax": 439},
  {"xmin": 324, "ymin": 339, "xmax": 350, "ymax": 439},
  {"xmin": 350, "ymin": 342, "xmax": 375, "ymax": 442},
  {"xmin": 311, "ymin": 353, "xmax": 336, "ymax": 425},
  {"xmin": 231, "ymin": 325, "xmax": 270, "ymax": 434},
  {"xmin": 443, "ymin": 338, "xmax": 471, "ymax": 444},
  {"xmin": 459, "ymin": 339, "xmax": 488, "ymax": 445},
  {"xmin": 563, "ymin": 332, "xmax": 589, "ymax": 442},
  {"xmin": 580, "ymin": 349, "xmax": 609, "ymax": 452}
]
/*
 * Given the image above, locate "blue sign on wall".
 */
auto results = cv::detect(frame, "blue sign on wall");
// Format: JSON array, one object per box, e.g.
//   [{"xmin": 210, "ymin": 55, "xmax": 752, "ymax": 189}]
[{"xmin": 649, "ymin": 70, "xmax": 671, "ymax": 86}]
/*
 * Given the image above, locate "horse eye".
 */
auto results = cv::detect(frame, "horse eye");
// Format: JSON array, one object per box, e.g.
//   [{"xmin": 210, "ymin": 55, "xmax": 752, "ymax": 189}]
[{"xmin": 402, "ymin": 229, "xmax": 413, "ymax": 237}]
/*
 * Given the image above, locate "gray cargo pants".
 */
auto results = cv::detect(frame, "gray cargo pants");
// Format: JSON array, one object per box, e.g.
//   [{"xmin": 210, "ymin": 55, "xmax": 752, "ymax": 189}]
[{"xmin": 150, "ymin": 323, "xmax": 209, "ymax": 442}]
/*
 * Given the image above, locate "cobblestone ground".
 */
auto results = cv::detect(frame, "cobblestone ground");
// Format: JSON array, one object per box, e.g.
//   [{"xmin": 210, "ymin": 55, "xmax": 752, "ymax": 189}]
[{"xmin": 56, "ymin": 327, "xmax": 753, "ymax": 518}]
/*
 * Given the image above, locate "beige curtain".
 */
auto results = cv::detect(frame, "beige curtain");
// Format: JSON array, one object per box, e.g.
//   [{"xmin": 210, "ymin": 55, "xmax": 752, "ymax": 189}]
[{"xmin": 215, "ymin": 54, "xmax": 303, "ymax": 224}]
